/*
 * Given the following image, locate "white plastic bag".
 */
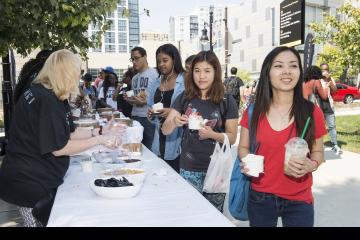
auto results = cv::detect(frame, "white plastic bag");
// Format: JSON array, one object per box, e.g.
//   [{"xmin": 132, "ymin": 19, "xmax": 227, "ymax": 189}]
[{"xmin": 203, "ymin": 133, "xmax": 233, "ymax": 193}]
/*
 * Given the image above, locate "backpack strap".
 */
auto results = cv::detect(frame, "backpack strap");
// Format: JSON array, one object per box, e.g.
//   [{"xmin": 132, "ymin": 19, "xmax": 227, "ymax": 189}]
[
  {"xmin": 247, "ymin": 103, "xmax": 259, "ymax": 153},
  {"xmin": 219, "ymin": 94, "xmax": 230, "ymax": 127},
  {"xmin": 179, "ymin": 91, "xmax": 188, "ymax": 114}
]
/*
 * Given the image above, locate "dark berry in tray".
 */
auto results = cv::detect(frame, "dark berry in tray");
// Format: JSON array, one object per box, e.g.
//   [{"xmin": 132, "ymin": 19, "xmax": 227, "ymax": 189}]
[{"xmin": 94, "ymin": 177, "xmax": 133, "ymax": 187}]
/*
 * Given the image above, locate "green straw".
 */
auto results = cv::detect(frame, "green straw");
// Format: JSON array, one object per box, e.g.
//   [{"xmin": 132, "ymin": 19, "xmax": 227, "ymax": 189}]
[{"xmin": 301, "ymin": 117, "xmax": 311, "ymax": 139}]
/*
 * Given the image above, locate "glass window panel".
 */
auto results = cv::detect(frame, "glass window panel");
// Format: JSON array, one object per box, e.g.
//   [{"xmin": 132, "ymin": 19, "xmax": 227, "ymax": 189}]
[{"xmin": 105, "ymin": 45, "xmax": 116, "ymax": 52}]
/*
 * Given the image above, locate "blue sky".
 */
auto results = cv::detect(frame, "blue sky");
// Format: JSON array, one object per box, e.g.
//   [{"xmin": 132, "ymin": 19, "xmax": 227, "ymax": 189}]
[{"xmin": 139, "ymin": 0, "xmax": 240, "ymax": 33}]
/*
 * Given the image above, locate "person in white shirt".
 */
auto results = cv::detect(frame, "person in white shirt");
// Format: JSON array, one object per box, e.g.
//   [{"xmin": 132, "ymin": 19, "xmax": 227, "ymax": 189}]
[
  {"xmin": 125, "ymin": 47, "xmax": 158, "ymax": 149},
  {"xmin": 98, "ymin": 72, "xmax": 118, "ymax": 110}
]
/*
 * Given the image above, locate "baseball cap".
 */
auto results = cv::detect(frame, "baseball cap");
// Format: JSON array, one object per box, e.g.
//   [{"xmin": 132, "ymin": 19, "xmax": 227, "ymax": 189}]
[{"xmin": 103, "ymin": 66, "xmax": 115, "ymax": 75}]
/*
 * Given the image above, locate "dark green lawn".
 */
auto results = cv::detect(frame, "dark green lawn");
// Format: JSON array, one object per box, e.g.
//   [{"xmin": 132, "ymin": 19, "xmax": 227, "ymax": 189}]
[{"xmin": 324, "ymin": 115, "xmax": 360, "ymax": 153}]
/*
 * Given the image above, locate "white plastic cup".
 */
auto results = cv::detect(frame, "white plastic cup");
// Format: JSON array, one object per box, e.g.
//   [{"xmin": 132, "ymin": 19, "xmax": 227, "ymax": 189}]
[
  {"xmin": 80, "ymin": 156, "xmax": 93, "ymax": 173},
  {"xmin": 242, "ymin": 154, "xmax": 264, "ymax": 177},
  {"xmin": 126, "ymin": 90, "xmax": 134, "ymax": 97},
  {"xmin": 284, "ymin": 137, "xmax": 309, "ymax": 167},
  {"xmin": 152, "ymin": 102, "xmax": 163, "ymax": 113}
]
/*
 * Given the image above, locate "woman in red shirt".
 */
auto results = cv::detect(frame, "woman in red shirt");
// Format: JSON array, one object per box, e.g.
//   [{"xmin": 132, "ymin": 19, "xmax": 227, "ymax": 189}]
[{"xmin": 238, "ymin": 46, "xmax": 327, "ymax": 227}]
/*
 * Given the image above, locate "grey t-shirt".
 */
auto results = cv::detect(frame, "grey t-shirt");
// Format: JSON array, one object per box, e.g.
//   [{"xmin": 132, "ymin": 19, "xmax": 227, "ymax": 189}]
[
  {"xmin": 131, "ymin": 68, "xmax": 158, "ymax": 117},
  {"xmin": 172, "ymin": 94, "xmax": 239, "ymax": 172}
]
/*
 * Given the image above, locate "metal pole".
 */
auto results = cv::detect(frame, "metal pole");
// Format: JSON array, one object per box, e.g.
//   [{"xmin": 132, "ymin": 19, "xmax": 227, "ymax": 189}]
[
  {"xmin": 224, "ymin": 7, "xmax": 229, "ymax": 78},
  {"xmin": 209, "ymin": 6, "xmax": 214, "ymax": 52}
]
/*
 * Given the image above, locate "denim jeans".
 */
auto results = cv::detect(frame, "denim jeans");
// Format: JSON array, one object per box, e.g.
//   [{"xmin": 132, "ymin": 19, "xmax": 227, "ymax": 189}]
[
  {"xmin": 324, "ymin": 113, "xmax": 337, "ymax": 146},
  {"xmin": 248, "ymin": 189, "xmax": 314, "ymax": 227},
  {"xmin": 132, "ymin": 116, "xmax": 155, "ymax": 150}
]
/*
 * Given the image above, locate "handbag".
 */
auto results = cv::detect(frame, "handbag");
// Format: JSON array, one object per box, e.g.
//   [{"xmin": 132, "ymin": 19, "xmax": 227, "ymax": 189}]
[
  {"xmin": 203, "ymin": 133, "xmax": 233, "ymax": 193},
  {"xmin": 228, "ymin": 103, "xmax": 256, "ymax": 221},
  {"xmin": 316, "ymin": 94, "xmax": 334, "ymax": 114}
]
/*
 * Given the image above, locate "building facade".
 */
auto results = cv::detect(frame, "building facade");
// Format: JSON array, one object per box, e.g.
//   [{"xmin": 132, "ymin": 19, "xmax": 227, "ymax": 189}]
[
  {"xmin": 87, "ymin": 0, "xmax": 141, "ymax": 79},
  {"xmin": 169, "ymin": 15, "xmax": 199, "ymax": 42},
  {"xmin": 88, "ymin": 0, "xmax": 140, "ymax": 54},
  {"xmin": 227, "ymin": 0, "xmax": 343, "ymax": 80}
]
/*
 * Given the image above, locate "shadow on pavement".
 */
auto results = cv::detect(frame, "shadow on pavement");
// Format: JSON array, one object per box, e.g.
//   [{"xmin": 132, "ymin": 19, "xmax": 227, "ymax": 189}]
[
  {"xmin": 314, "ymin": 178, "xmax": 360, "ymax": 227},
  {"xmin": 324, "ymin": 148, "xmax": 342, "ymax": 161}
]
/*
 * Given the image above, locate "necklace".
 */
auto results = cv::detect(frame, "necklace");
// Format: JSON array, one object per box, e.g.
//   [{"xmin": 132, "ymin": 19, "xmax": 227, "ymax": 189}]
[
  {"xmin": 159, "ymin": 73, "xmax": 175, "ymax": 102},
  {"xmin": 273, "ymin": 105, "xmax": 291, "ymax": 125}
]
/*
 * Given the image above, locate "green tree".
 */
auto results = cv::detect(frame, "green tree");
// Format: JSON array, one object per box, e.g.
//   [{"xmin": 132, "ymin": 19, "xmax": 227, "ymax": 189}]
[
  {"xmin": 237, "ymin": 69, "xmax": 251, "ymax": 84},
  {"xmin": 0, "ymin": 0, "xmax": 118, "ymax": 58},
  {"xmin": 310, "ymin": 2, "xmax": 360, "ymax": 81}
]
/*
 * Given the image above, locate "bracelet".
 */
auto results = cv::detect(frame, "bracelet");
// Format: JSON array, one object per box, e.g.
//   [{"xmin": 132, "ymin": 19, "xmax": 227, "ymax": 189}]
[{"xmin": 311, "ymin": 159, "xmax": 320, "ymax": 171}]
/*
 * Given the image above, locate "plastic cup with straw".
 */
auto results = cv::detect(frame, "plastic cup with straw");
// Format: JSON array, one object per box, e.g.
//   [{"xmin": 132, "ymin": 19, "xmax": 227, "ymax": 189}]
[{"xmin": 284, "ymin": 117, "xmax": 311, "ymax": 166}]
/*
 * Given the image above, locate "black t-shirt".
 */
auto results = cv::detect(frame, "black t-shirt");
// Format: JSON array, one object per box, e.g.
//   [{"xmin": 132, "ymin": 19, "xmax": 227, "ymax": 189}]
[
  {"xmin": 117, "ymin": 85, "xmax": 133, "ymax": 118},
  {"xmin": 172, "ymin": 94, "xmax": 238, "ymax": 172},
  {"xmin": 154, "ymin": 88, "xmax": 174, "ymax": 160},
  {"xmin": 0, "ymin": 84, "xmax": 74, "ymax": 207}
]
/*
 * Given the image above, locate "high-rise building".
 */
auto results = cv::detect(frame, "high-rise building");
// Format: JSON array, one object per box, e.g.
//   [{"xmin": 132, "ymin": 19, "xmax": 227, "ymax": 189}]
[
  {"xmin": 169, "ymin": 15, "xmax": 199, "ymax": 42},
  {"xmin": 88, "ymin": 0, "xmax": 140, "ymax": 54}
]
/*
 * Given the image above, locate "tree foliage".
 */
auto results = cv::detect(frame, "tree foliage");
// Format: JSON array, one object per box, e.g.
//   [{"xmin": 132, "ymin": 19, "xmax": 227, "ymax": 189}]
[
  {"xmin": 0, "ymin": 0, "xmax": 117, "ymax": 58},
  {"xmin": 310, "ymin": 1, "xmax": 360, "ymax": 76},
  {"xmin": 236, "ymin": 69, "xmax": 251, "ymax": 83}
]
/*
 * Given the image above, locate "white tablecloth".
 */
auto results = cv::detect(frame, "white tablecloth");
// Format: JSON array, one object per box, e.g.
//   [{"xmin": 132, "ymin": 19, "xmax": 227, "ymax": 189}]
[{"xmin": 47, "ymin": 145, "xmax": 234, "ymax": 227}]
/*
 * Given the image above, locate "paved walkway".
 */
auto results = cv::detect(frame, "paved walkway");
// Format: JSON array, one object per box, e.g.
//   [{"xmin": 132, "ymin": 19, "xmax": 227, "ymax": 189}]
[{"xmin": 225, "ymin": 147, "xmax": 360, "ymax": 227}]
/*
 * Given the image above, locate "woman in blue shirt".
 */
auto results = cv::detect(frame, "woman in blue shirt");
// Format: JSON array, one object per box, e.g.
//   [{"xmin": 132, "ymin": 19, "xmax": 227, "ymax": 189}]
[{"xmin": 147, "ymin": 44, "xmax": 185, "ymax": 173}]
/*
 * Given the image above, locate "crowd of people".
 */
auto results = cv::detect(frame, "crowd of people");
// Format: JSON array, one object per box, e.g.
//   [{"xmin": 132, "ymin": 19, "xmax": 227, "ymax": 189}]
[{"xmin": 0, "ymin": 44, "xmax": 344, "ymax": 227}]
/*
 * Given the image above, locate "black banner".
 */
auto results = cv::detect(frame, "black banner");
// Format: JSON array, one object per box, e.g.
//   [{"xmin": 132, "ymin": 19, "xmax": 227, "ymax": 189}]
[{"xmin": 280, "ymin": 0, "xmax": 305, "ymax": 47}]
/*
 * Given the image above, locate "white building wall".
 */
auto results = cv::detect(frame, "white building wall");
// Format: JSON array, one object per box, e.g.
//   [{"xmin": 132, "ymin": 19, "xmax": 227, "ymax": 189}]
[
  {"xmin": 170, "ymin": 15, "xmax": 198, "ymax": 42},
  {"xmin": 228, "ymin": 0, "xmax": 343, "ymax": 80}
]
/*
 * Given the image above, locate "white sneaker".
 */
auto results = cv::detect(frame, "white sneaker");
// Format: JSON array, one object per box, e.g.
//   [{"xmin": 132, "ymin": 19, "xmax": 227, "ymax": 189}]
[{"xmin": 332, "ymin": 145, "xmax": 343, "ymax": 155}]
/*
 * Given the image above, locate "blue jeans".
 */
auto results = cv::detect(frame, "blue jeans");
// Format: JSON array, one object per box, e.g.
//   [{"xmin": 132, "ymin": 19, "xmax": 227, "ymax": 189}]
[
  {"xmin": 248, "ymin": 189, "xmax": 314, "ymax": 227},
  {"xmin": 132, "ymin": 116, "xmax": 155, "ymax": 150},
  {"xmin": 324, "ymin": 113, "xmax": 337, "ymax": 146}
]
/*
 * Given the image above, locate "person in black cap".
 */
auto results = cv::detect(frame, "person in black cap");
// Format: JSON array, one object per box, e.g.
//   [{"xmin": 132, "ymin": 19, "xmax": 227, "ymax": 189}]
[{"xmin": 80, "ymin": 73, "xmax": 97, "ymax": 109}]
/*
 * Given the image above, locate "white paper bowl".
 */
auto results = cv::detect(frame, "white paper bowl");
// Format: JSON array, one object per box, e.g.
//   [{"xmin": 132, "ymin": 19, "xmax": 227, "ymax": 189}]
[{"xmin": 90, "ymin": 177, "xmax": 142, "ymax": 199}]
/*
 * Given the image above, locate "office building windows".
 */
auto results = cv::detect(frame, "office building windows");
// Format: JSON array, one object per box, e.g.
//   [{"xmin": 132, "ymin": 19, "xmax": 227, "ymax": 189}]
[
  {"xmin": 105, "ymin": 32, "xmax": 115, "ymax": 44},
  {"xmin": 252, "ymin": 0, "xmax": 257, "ymax": 13},
  {"xmin": 266, "ymin": 7, "xmax": 271, "ymax": 21},
  {"xmin": 240, "ymin": 50, "xmax": 244, "ymax": 62},
  {"xmin": 105, "ymin": 45, "xmax": 116, "ymax": 52},
  {"xmin": 252, "ymin": 59, "xmax": 257, "ymax": 72},
  {"xmin": 119, "ymin": 45, "xmax": 127, "ymax": 53},
  {"xmin": 258, "ymin": 34, "xmax": 263, "ymax": 47},
  {"xmin": 271, "ymin": 8, "xmax": 276, "ymax": 46},
  {"xmin": 118, "ymin": 32, "xmax": 127, "ymax": 44},
  {"xmin": 246, "ymin": 25, "xmax": 250, "ymax": 38},
  {"xmin": 118, "ymin": 20, "xmax": 127, "ymax": 31}
]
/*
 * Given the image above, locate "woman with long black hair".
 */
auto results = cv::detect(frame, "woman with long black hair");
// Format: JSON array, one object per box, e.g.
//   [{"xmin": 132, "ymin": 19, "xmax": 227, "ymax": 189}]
[{"xmin": 238, "ymin": 46, "xmax": 327, "ymax": 227}]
